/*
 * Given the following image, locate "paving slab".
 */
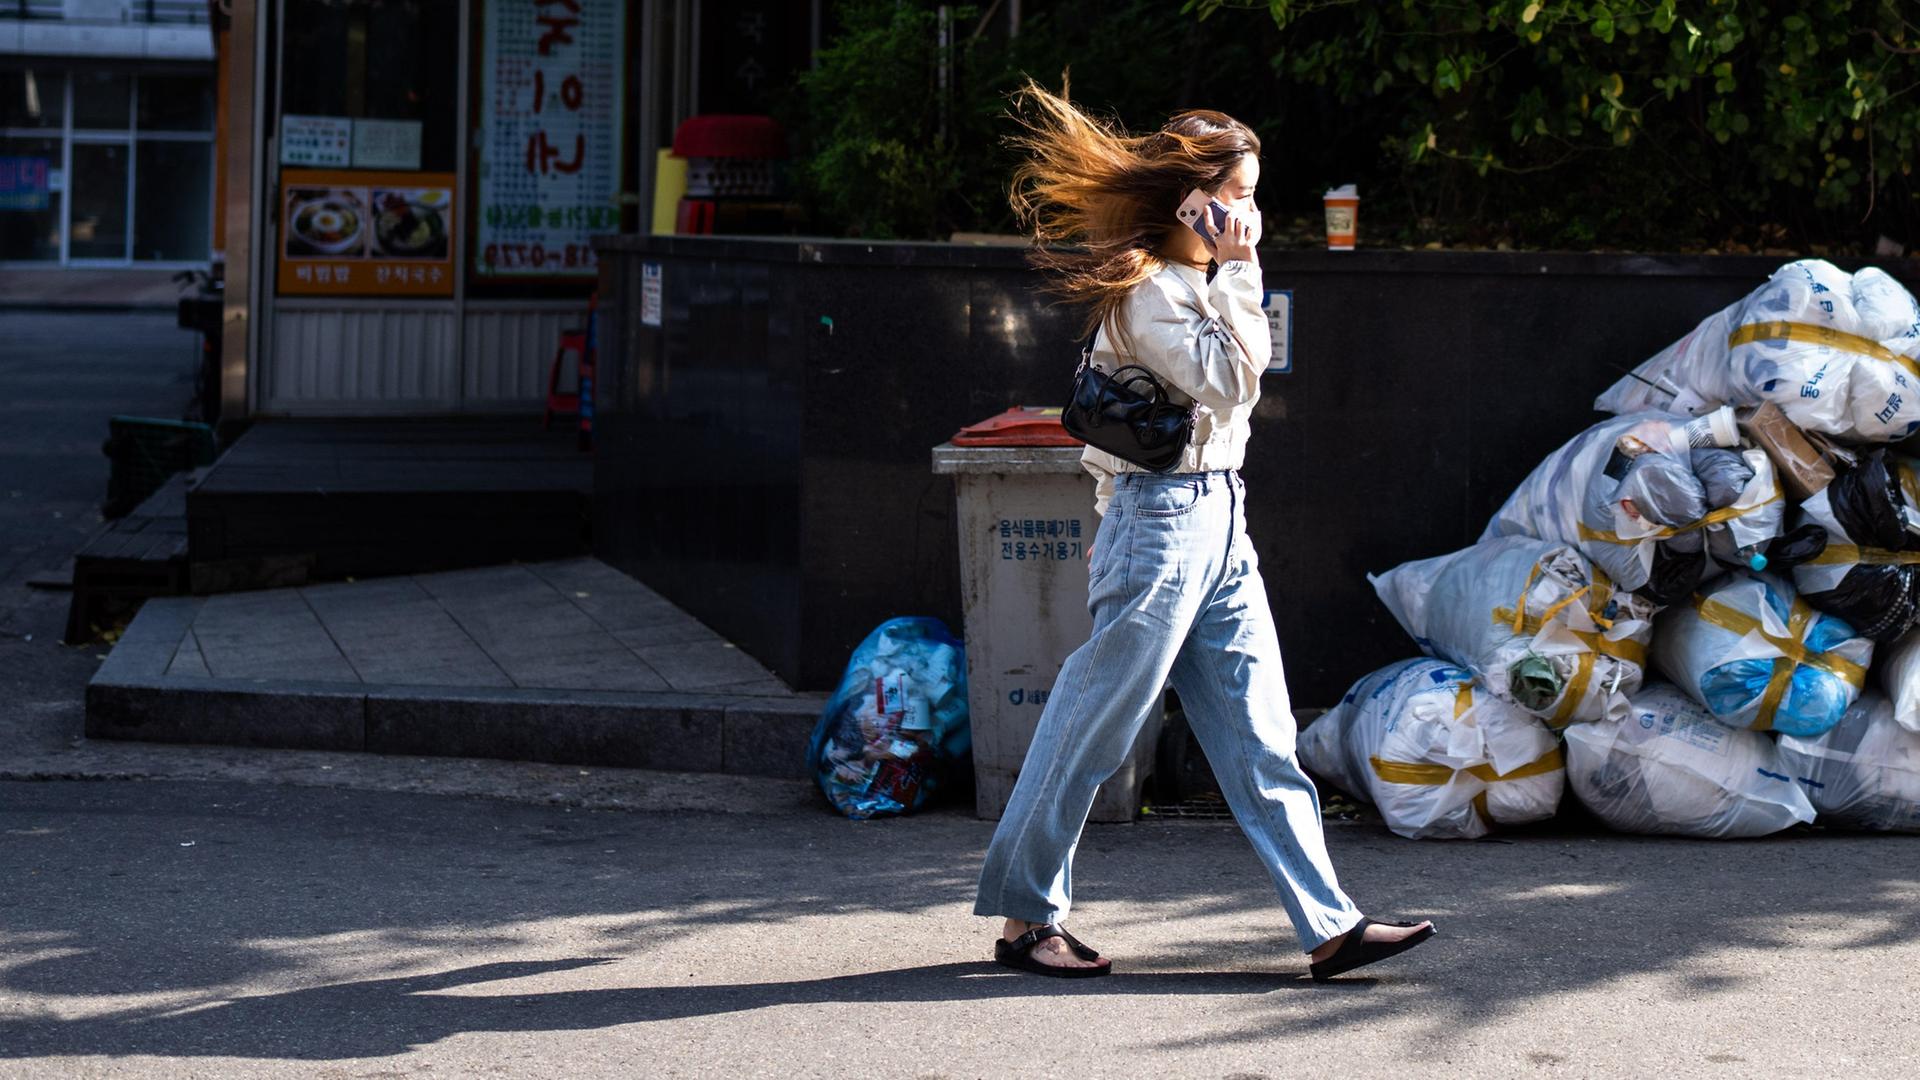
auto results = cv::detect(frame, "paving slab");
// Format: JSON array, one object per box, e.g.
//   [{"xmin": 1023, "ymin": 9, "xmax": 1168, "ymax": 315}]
[{"xmin": 86, "ymin": 558, "xmax": 827, "ymax": 779}]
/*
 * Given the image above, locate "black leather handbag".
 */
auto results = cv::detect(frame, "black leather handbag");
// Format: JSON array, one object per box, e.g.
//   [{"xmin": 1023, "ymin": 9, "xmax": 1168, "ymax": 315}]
[{"xmin": 1061, "ymin": 343, "xmax": 1196, "ymax": 473}]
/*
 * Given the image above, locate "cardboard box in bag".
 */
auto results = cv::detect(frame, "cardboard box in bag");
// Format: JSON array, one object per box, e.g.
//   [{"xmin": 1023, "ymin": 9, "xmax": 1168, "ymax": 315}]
[{"xmin": 1736, "ymin": 403, "xmax": 1839, "ymax": 503}]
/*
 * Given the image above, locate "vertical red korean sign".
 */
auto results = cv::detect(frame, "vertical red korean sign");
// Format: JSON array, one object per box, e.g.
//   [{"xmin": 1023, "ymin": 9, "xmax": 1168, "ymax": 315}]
[{"xmin": 476, "ymin": 0, "xmax": 625, "ymax": 279}]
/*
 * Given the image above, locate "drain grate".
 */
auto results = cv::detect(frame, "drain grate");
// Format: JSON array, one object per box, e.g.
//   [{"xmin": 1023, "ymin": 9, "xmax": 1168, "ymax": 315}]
[
  {"xmin": 1141, "ymin": 792, "xmax": 1374, "ymax": 824},
  {"xmin": 1140, "ymin": 792, "xmax": 1235, "ymax": 820}
]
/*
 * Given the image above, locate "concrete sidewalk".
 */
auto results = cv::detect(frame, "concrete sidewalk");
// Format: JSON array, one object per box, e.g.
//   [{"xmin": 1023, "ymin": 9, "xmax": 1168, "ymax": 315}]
[
  {"xmin": 0, "ymin": 269, "xmax": 186, "ymax": 311},
  {"xmin": 86, "ymin": 558, "xmax": 828, "ymax": 779},
  {"xmin": 4, "ymin": 776, "xmax": 1919, "ymax": 1077}
]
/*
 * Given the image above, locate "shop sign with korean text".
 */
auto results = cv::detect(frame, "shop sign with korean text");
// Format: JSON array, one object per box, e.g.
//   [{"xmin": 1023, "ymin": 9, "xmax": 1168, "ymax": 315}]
[
  {"xmin": 476, "ymin": 0, "xmax": 625, "ymax": 279},
  {"xmin": 0, "ymin": 156, "xmax": 51, "ymax": 210},
  {"xmin": 277, "ymin": 169, "xmax": 456, "ymax": 297}
]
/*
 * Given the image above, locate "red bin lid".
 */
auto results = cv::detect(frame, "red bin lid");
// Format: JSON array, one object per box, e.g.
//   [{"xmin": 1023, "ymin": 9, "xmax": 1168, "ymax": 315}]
[
  {"xmin": 950, "ymin": 407, "xmax": 1084, "ymax": 447},
  {"xmin": 672, "ymin": 114, "xmax": 788, "ymax": 159}
]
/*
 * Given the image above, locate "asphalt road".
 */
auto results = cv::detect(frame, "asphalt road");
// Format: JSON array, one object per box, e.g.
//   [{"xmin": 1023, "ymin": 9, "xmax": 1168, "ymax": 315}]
[
  {"xmin": 5, "ymin": 778, "xmax": 1920, "ymax": 1078},
  {"xmin": 0, "ymin": 309, "xmax": 200, "ymax": 756}
]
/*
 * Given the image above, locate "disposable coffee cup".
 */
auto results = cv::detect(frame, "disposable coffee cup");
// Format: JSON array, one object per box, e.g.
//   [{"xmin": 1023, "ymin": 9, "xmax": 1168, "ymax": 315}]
[
  {"xmin": 1323, "ymin": 184, "xmax": 1359, "ymax": 250},
  {"xmin": 1681, "ymin": 405, "xmax": 1741, "ymax": 449}
]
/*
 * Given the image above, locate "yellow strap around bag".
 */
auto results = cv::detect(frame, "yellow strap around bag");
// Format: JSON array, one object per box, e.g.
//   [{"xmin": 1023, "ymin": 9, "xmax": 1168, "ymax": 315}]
[
  {"xmin": 1368, "ymin": 747, "xmax": 1566, "ymax": 788},
  {"xmin": 1728, "ymin": 320, "xmax": 1920, "ymax": 383},
  {"xmin": 1807, "ymin": 544, "xmax": 1920, "ymax": 567},
  {"xmin": 1576, "ymin": 495, "xmax": 1783, "ymax": 546},
  {"xmin": 1688, "ymin": 592, "xmax": 1868, "ymax": 730},
  {"xmin": 1492, "ymin": 563, "xmax": 1645, "ymax": 665}
]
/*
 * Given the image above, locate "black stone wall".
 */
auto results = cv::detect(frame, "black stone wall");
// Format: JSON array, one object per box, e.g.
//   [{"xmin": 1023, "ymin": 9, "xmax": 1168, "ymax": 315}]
[{"xmin": 592, "ymin": 235, "xmax": 1920, "ymax": 705}]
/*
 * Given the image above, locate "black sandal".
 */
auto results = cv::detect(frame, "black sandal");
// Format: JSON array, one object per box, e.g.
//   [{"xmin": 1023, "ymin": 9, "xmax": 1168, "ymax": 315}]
[
  {"xmin": 1308, "ymin": 916, "xmax": 1435, "ymax": 982},
  {"xmin": 994, "ymin": 923, "xmax": 1112, "ymax": 978}
]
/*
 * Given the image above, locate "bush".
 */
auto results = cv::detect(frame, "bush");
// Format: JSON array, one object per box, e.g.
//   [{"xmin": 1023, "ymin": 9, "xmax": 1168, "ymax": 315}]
[
  {"xmin": 1193, "ymin": 0, "xmax": 1920, "ymax": 252},
  {"xmin": 788, "ymin": 1, "xmax": 1920, "ymax": 252},
  {"xmin": 788, "ymin": 0, "xmax": 1289, "ymax": 240}
]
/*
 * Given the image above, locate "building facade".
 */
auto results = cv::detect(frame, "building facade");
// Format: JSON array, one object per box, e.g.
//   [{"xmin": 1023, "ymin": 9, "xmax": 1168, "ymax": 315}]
[{"xmin": 1, "ymin": 0, "xmax": 217, "ymax": 267}]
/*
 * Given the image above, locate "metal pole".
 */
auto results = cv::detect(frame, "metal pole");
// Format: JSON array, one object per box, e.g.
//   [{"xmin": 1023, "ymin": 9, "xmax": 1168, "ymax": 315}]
[
  {"xmin": 219, "ymin": 0, "xmax": 261, "ymax": 423},
  {"xmin": 669, "ymin": 0, "xmax": 687, "ymax": 128},
  {"xmin": 452, "ymin": 0, "xmax": 470, "ymax": 410},
  {"xmin": 637, "ymin": 0, "xmax": 660, "ymax": 228}
]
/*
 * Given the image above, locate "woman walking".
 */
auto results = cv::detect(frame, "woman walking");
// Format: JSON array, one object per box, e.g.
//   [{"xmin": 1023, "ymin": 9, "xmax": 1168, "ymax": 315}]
[{"xmin": 974, "ymin": 83, "xmax": 1435, "ymax": 981}]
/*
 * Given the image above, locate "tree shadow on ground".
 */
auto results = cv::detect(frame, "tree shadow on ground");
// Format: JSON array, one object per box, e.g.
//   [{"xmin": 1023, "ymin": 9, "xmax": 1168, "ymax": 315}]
[{"xmin": 2, "ymin": 779, "xmax": 1916, "ymax": 1061}]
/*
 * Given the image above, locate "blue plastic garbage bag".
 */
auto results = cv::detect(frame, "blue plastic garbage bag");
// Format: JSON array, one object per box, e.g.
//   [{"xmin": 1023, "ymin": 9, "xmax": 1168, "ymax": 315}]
[{"xmin": 807, "ymin": 617, "xmax": 971, "ymax": 819}]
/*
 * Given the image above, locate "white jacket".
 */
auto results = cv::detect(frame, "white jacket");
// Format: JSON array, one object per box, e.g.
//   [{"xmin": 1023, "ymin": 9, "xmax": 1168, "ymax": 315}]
[{"xmin": 1080, "ymin": 258, "xmax": 1273, "ymax": 516}]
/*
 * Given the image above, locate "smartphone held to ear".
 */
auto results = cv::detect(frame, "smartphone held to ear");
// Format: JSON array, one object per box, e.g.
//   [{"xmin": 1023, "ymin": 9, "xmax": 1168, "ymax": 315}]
[{"xmin": 1176, "ymin": 189, "xmax": 1261, "ymax": 252}]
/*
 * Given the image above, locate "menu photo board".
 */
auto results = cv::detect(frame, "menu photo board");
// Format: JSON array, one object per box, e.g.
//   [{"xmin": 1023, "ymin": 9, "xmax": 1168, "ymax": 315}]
[
  {"xmin": 475, "ymin": 0, "xmax": 626, "ymax": 280},
  {"xmin": 277, "ymin": 169, "xmax": 457, "ymax": 297}
]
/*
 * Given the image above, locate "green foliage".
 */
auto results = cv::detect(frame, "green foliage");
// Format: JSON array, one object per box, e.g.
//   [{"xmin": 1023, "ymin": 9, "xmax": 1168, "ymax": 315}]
[
  {"xmin": 789, "ymin": 0, "xmax": 1920, "ymax": 250},
  {"xmin": 1186, "ymin": 0, "xmax": 1920, "ymax": 249},
  {"xmin": 786, "ymin": 1, "xmax": 981, "ymax": 240},
  {"xmin": 789, "ymin": 0, "xmax": 1286, "ymax": 240}
]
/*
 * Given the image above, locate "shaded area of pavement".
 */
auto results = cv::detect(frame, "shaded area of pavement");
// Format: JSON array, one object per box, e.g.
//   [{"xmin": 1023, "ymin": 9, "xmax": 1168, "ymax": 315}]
[
  {"xmin": 0, "ymin": 310, "xmax": 199, "ymax": 758},
  {"xmin": 3, "ymin": 777, "xmax": 1918, "ymax": 1077}
]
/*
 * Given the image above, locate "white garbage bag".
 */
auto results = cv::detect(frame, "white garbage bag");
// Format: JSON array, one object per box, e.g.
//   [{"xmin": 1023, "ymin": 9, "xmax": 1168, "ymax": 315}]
[
  {"xmin": 1298, "ymin": 658, "xmax": 1565, "ymax": 840},
  {"xmin": 1484, "ymin": 411, "xmax": 1783, "ymax": 601},
  {"xmin": 1778, "ymin": 691, "xmax": 1920, "ymax": 832},
  {"xmin": 1370, "ymin": 536, "xmax": 1657, "ymax": 728},
  {"xmin": 1651, "ymin": 569, "xmax": 1872, "ymax": 738},
  {"xmin": 1565, "ymin": 681, "xmax": 1816, "ymax": 838},
  {"xmin": 1873, "ymin": 629, "xmax": 1920, "ymax": 734},
  {"xmin": 1595, "ymin": 259, "xmax": 1920, "ymax": 442}
]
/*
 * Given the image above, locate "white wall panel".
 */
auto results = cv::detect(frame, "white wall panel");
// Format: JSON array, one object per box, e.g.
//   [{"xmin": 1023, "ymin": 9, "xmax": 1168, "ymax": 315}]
[
  {"xmin": 264, "ymin": 307, "xmax": 459, "ymax": 414},
  {"xmin": 462, "ymin": 304, "xmax": 579, "ymax": 408}
]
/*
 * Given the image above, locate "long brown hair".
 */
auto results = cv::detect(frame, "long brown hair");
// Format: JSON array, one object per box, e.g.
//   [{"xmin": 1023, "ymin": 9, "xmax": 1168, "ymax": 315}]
[{"xmin": 1007, "ymin": 78, "xmax": 1261, "ymax": 355}]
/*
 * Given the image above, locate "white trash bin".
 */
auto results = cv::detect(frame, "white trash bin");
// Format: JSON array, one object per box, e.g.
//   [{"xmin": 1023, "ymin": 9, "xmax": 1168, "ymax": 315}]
[{"xmin": 933, "ymin": 416, "xmax": 1159, "ymax": 822}]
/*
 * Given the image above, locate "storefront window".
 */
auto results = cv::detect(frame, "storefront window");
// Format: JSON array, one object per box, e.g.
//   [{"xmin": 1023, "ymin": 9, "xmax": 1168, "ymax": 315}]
[
  {"xmin": 73, "ymin": 71, "xmax": 132, "ymax": 131},
  {"xmin": 2, "ymin": 67, "xmax": 215, "ymax": 264},
  {"xmin": 281, "ymin": 0, "xmax": 459, "ymax": 172},
  {"xmin": 134, "ymin": 141, "xmax": 212, "ymax": 261},
  {"xmin": 138, "ymin": 74, "xmax": 216, "ymax": 131},
  {"xmin": 68, "ymin": 142, "xmax": 129, "ymax": 259},
  {"xmin": 1, "ymin": 69, "xmax": 65, "ymax": 130},
  {"xmin": 0, "ymin": 135, "xmax": 62, "ymax": 261}
]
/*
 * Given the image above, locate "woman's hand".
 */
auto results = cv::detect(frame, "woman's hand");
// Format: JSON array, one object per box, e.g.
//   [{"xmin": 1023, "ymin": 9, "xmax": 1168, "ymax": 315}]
[{"xmin": 1206, "ymin": 208, "xmax": 1257, "ymax": 264}]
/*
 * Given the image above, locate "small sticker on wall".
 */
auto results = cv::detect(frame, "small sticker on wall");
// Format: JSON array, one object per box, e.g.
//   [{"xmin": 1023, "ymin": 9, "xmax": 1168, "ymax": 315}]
[
  {"xmin": 641, "ymin": 262, "xmax": 663, "ymax": 327},
  {"xmin": 1263, "ymin": 289, "xmax": 1293, "ymax": 374}
]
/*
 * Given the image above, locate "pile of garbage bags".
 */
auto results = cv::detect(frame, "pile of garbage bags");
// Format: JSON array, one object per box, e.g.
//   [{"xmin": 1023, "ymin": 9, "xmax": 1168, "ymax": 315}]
[
  {"xmin": 806, "ymin": 617, "xmax": 971, "ymax": 819},
  {"xmin": 1307, "ymin": 259, "xmax": 1920, "ymax": 839}
]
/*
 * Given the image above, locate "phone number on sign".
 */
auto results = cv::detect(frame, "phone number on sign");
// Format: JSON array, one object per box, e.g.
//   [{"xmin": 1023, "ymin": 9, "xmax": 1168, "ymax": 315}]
[{"xmin": 481, "ymin": 243, "xmax": 598, "ymax": 272}]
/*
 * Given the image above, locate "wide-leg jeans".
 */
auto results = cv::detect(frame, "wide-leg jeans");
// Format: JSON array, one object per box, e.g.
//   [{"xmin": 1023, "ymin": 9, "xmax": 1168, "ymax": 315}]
[{"xmin": 972, "ymin": 469, "xmax": 1363, "ymax": 952}]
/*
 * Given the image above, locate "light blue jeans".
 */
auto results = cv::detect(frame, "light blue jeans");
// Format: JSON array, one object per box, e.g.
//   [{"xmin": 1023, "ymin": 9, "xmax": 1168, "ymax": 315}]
[{"xmin": 972, "ymin": 469, "xmax": 1363, "ymax": 952}]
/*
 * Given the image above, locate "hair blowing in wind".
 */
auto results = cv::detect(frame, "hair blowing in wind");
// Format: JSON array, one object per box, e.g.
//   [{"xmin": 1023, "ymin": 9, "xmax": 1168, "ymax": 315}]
[{"xmin": 1005, "ymin": 78, "xmax": 1261, "ymax": 353}]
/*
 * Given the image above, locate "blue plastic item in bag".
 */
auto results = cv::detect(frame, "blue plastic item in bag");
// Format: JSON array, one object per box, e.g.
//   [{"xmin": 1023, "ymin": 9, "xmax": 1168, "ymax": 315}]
[
  {"xmin": 1653, "ymin": 570, "xmax": 1873, "ymax": 739},
  {"xmin": 806, "ymin": 617, "xmax": 971, "ymax": 819}
]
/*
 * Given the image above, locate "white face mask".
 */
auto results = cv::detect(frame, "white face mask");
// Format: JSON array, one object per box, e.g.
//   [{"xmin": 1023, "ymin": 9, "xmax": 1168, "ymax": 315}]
[{"xmin": 1232, "ymin": 203, "xmax": 1262, "ymax": 247}]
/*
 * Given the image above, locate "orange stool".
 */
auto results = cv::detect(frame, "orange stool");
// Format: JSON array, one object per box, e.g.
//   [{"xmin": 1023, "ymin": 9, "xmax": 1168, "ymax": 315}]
[{"xmin": 543, "ymin": 293, "xmax": 598, "ymax": 440}]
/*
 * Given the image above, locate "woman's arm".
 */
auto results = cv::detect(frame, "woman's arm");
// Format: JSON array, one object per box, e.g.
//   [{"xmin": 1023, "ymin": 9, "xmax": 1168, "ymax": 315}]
[{"xmin": 1127, "ymin": 265, "xmax": 1272, "ymax": 412}]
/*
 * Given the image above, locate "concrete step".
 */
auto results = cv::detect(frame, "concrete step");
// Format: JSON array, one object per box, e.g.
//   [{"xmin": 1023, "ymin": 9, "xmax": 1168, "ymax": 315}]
[{"xmin": 85, "ymin": 558, "xmax": 829, "ymax": 780}]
